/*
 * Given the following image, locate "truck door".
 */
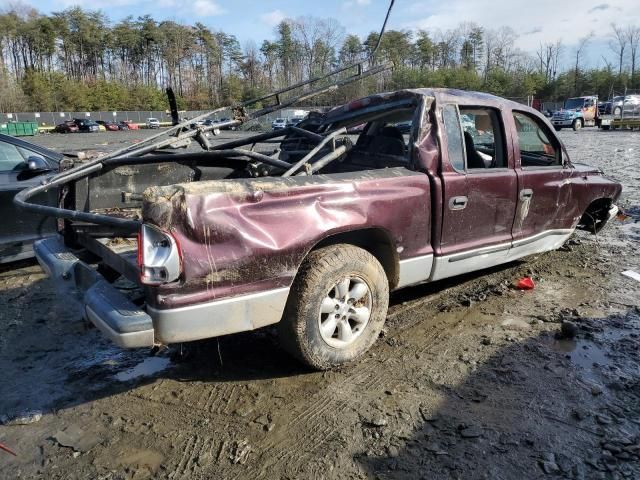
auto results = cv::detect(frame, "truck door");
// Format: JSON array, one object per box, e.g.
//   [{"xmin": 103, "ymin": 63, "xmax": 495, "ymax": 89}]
[
  {"xmin": 508, "ymin": 110, "xmax": 575, "ymax": 255},
  {"xmin": 432, "ymin": 104, "xmax": 518, "ymax": 281}
]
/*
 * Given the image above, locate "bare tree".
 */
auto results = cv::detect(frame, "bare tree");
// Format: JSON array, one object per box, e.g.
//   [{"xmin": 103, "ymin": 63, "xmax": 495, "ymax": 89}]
[
  {"xmin": 291, "ymin": 16, "xmax": 344, "ymax": 78},
  {"xmin": 627, "ymin": 26, "xmax": 640, "ymax": 85},
  {"xmin": 574, "ymin": 33, "xmax": 593, "ymax": 94},
  {"xmin": 609, "ymin": 24, "xmax": 627, "ymax": 76},
  {"xmin": 537, "ymin": 41, "xmax": 562, "ymax": 82}
]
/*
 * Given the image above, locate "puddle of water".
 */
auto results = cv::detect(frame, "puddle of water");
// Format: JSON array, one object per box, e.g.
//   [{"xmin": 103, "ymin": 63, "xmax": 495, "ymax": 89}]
[
  {"xmin": 549, "ymin": 338, "xmax": 610, "ymax": 382},
  {"xmin": 114, "ymin": 356, "xmax": 172, "ymax": 382}
]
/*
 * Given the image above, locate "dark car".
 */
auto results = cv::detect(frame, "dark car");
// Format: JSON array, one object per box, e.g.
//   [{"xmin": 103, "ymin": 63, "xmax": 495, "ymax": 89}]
[
  {"xmin": 54, "ymin": 121, "xmax": 79, "ymax": 134},
  {"xmin": 116, "ymin": 121, "xmax": 130, "ymax": 130},
  {"xmin": 218, "ymin": 117, "xmax": 237, "ymax": 130},
  {"xmin": 96, "ymin": 120, "xmax": 120, "ymax": 131},
  {"xmin": 73, "ymin": 119, "xmax": 100, "ymax": 133},
  {"xmin": 0, "ymin": 133, "xmax": 61, "ymax": 262},
  {"xmin": 598, "ymin": 99, "xmax": 614, "ymax": 115}
]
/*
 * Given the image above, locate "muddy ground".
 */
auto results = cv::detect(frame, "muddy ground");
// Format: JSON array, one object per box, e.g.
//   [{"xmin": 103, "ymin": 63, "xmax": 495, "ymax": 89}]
[{"xmin": 1, "ymin": 129, "xmax": 639, "ymax": 479}]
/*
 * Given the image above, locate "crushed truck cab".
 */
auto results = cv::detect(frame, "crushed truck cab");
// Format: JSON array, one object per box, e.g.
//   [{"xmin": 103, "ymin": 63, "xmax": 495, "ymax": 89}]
[{"xmin": 23, "ymin": 88, "xmax": 622, "ymax": 369}]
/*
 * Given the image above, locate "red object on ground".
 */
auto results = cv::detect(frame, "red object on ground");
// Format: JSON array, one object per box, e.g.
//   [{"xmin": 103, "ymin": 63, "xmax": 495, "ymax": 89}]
[
  {"xmin": 0, "ymin": 442, "xmax": 17, "ymax": 456},
  {"xmin": 516, "ymin": 277, "xmax": 535, "ymax": 290}
]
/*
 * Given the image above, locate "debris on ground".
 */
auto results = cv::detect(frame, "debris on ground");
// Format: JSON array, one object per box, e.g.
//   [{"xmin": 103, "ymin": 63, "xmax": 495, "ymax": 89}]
[
  {"xmin": 1, "ymin": 411, "xmax": 42, "ymax": 426},
  {"xmin": 621, "ymin": 270, "xmax": 640, "ymax": 282},
  {"xmin": 53, "ymin": 425, "xmax": 102, "ymax": 453},
  {"xmin": 230, "ymin": 439, "xmax": 251, "ymax": 464},
  {"xmin": 0, "ymin": 442, "xmax": 16, "ymax": 456},
  {"xmin": 515, "ymin": 277, "xmax": 535, "ymax": 290},
  {"xmin": 557, "ymin": 320, "xmax": 579, "ymax": 339}
]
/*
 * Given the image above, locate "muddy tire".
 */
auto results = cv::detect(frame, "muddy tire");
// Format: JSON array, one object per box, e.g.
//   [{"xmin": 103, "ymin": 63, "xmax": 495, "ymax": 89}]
[
  {"xmin": 279, "ymin": 244, "xmax": 389, "ymax": 370},
  {"xmin": 572, "ymin": 118, "xmax": 583, "ymax": 131}
]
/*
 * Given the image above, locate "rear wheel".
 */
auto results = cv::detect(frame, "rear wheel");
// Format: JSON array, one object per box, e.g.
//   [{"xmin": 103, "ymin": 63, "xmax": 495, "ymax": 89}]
[
  {"xmin": 279, "ymin": 244, "xmax": 389, "ymax": 370},
  {"xmin": 572, "ymin": 118, "xmax": 583, "ymax": 131}
]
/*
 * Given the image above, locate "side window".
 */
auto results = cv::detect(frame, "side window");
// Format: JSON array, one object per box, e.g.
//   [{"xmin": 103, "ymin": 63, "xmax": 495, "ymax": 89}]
[
  {"xmin": 0, "ymin": 141, "xmax": 26, "ymax": 171},
  {"xmin": 513, "ymin": 112, "xmax": 560, "ymax": 167},
  {"xmin": 459, "ymin": 108, "xmax": 506, "ymax": 169},
  {"xmin": 442, "ymin": 104, "xmax": 465, "ymax": 171}
]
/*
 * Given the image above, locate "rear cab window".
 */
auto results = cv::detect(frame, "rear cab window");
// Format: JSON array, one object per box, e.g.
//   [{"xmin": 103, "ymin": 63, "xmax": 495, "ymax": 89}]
[
  {"xmin": 513, "ymin": 111, "xmax": 561, "ymax": 167},
  {"xmin": 459, "ymin": 107, "xmax": 506, "ymax": 170},
  {"xmin": 442, "ymin": 105, "xmax": 507, "ymax": 171}
]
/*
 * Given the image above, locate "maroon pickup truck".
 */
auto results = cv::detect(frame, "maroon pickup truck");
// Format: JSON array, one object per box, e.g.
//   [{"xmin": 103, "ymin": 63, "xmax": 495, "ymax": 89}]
[{"xmin": 22, "ymin": 89, "xmax": 621, "ymax": 370}]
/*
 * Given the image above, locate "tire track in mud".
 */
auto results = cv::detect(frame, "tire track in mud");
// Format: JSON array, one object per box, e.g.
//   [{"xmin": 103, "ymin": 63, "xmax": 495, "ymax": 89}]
[
  {"xmin": 175, "ymin": 433, "xmax": 200, "ymax": 476},
  {"xmin": 125, "ymin": 389, "xmax": 239, "ymax": 477},
  {"xmin": 224, "ymin": 300, "xmax": 463, "ymax": 479},
  {"xmin": 131, "ymin": 287, "xmax": 469, "ymax": 478},
  {"xmin": 126, "ymin": 278, "xmax": 477, "ymax": 478}
]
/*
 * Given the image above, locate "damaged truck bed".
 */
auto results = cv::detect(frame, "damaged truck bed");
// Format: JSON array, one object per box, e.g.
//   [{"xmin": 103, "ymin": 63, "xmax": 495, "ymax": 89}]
[{"xmin": 16, "ymin": 87, "xmax": 622, "ymax": 370}]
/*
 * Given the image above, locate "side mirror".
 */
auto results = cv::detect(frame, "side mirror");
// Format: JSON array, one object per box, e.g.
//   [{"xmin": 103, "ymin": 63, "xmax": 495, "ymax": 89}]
[{"xmin": 27, "ymin": 155, "xmax": 50, "ymax": 172}]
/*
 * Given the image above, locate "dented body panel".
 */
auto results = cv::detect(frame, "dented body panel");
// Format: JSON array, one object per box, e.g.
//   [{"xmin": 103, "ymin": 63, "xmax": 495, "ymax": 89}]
[{"xmin": 143, "ymin": 168, "xmax": 432, "ymax": 309}]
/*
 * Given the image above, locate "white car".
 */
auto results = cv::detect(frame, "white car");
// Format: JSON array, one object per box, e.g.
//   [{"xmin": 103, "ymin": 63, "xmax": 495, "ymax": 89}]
[
  {"xmin": 146, "ymin": 118, "xmax": 161, "ymax": 129},
  {"xmin": 272, "ymin": 118, "xmax": 287, "ymax": 130}
]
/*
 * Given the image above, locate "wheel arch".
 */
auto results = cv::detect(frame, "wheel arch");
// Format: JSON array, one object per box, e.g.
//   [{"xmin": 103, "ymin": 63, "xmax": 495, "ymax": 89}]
[
  {"xmin": 307, "ymin": 228, "xmax": 400, "ymax": 289},
  {"xmin": 576, "ymin": 197, "xmax": 615, "ymax": 233}
]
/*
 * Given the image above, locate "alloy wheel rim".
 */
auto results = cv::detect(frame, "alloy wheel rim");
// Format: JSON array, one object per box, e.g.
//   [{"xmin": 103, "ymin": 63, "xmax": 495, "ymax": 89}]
[{"xmin": 318, "ymin": 275, "xmax": 372, "ymax": 348}]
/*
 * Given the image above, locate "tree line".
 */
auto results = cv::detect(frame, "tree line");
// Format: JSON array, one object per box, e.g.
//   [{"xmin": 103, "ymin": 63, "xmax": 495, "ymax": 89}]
[{"xmin": 1, "ymin": 4, "xmax": 639, "ymax": 114}]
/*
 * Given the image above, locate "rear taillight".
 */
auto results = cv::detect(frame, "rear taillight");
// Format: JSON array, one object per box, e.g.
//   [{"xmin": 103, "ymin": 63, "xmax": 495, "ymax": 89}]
[{"xmin": 138, "ymin": 224, "xmax": 182, "ymax": 285}]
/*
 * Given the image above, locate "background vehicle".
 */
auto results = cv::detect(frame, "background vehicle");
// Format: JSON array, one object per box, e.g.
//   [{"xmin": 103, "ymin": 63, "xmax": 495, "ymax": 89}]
[
  {"xmin": 598, "ymin": 97, "xmax": 618, "ymax": 115},
  {"xmin": 97, "ymin": 121, "xmax": 120, "ymax": 131},
  {"xmin": 24, "ymin": 89, "xmax": 621, "ymax": 371},
  {"xmin": 146, "ymin": 118, "xmax": 160, "ymax": 129},
  {"xmin": 54, "ymin": 121, "xmax": 78, "ymax": 134},
  {"xmin": 0, "ymin": 133, "xmax": 61, "ymax": 262},
  {"xmin": 272, "ymin": 118, "xmax": 287, "ymax": 130},
  {"xmin": 551, "ymin": 96, "xmax": 598, "ymax": 131},
  {"xmin": 122, "ymin": 120, "xmax": 139, "ymax": 130},
  {"xmin": 218, "ymin": 117, "xmax": 237, "ymax": 130},
  {"xmin": 286, "ymin": 116, "xmax": 306, "ymax": 127},
  {"xmin": 73, "ymin": 119, "xmax": 100, "ymax": 133},
  {"xmin": 612, "ymin": 95, "xmax": 640, "ymax": 116}
]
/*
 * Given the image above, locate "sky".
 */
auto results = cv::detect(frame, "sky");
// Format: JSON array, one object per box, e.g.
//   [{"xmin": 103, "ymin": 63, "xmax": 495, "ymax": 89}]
[{"xmin": 16, "ymin": 0, "xmax": 640, "ymax": 69}]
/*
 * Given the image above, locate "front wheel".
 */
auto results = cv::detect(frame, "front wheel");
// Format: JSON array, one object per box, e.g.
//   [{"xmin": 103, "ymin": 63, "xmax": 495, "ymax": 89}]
[
  {"xmin": 279, "ymin": 244, "xmax": 389, "ymax": 370},
  {"xmin": 554, "ymin": 126, "xmax": 562, "ymax": 131},
  {"xmin": 572, "ymin": 118, "xmax": 583, "ymax": 131}
]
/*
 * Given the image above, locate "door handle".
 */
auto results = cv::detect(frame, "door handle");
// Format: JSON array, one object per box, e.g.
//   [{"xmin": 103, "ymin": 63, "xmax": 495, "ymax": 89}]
[
  {"xmin": 448, "ymin": 196, "xmax": 468, "ymax": 210},
  {"xmin": 519, "ymin": 189, "xmax": 533, "ymax": 200}
]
